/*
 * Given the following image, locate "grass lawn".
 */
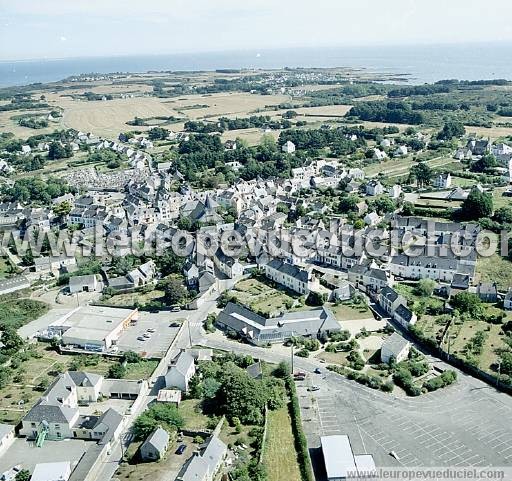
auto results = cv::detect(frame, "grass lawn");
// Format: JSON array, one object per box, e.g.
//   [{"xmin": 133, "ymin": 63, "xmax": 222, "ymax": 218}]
[
  {"xmin": 124, "ymin": 360, "xmax": 158, "ymax": 380},
  {"xmin": 231, "ymin": 277, "xmax": 300, "ymax": 316},
  {"xmin": 476, "ymin": 254, "xmax": 512, "ymax": 291},
  {"xmin": 178, "ymin": 399, "xmax": 211, "ymax": 431},
  {"xmin": 263, "ymin": 407, "xmax": 302, "ymax": 481},
  {"xmin": 329, "ymin": 301, "xmax": 372, "ymax": 321},
  {"xmin": 446, "ymin": 319, "xmax": 507, "ymax": 374},
  {"xmin": 98, "ymin": 289, "xmax": 165, "ymax": 308},
  {"xmin": 415, "ymin": 315, "xmax": 450, "ymax": 343},
  {"xmin": 0, "ymin": 298, "xmax": 49, "ymax": 329},
  {"xmin": 491, "ymin": 185, "xmax": 512, "ymax": 210},
  {"xmin": 316, "ymin": 350, "xmax": 350, "ymax": 365}
]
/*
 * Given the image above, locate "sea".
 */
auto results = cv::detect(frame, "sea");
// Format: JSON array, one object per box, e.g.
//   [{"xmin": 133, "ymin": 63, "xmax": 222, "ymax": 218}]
[{"xmin": 1, "ymin": 43, "xmax": 512, "ymax": 88}]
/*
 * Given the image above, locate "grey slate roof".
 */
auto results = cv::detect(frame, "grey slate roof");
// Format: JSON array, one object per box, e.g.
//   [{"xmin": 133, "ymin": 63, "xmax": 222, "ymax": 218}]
[
  {"xmin": 382, "ymin": 332, "xmax": 410, "ymax": 356},
  {"xmin": 395, "ymin": 304, "xmax": 414, "ymax": 323},
  {"xmin": 266, "ymin": 259, "xmax": 309, "ymax": 283},
  {"xmin": 25, "ymin": 403, "xmax": 77, "ymax": 424},
  {"xmin": 217, "ymin": 302, "xmax": 340, "ymax": 343},
  {"xmin": 142, "ymin": 427, "xmax": 169, "ymax": 454},
  {"xmin": 380, "ymin": 286, "xmax": 399, "ymax": 303}
]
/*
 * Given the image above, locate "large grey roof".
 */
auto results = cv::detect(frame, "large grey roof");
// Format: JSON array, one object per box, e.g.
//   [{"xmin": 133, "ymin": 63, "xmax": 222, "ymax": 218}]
[
  {"xmin": 25, "ymin": 402, "xmax": 77, "ymax": 424},
  {"xmin": 266, "ymin": 259, "xmax": 310, "ymax": 283}
]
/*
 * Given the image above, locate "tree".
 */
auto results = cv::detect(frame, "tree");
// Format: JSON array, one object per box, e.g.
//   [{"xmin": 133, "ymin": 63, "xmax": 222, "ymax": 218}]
[
  {"xmin": 107, "ymin": 363, "xmax": 126, "ymax": 379},
  {"xmin": 161, "ymin": 277, "xmax": 188, "ymax": 306},
  {"xmin": 48, "ymin": 141, "xmax": 73, "ymax": 160},
  {"xmin": 53, "ymin": 201, "xmax": 72, "ymax": 218},
  {"xmin": 15, "ymin": 470, "xmax": 31, "ymax": 481},
  {"xmin": 0, "ymin": 326, "xmax": 24, "ymax": 353},
  {"xmin": 470, "ymin": 153, "xmax": 497, "ymax": 173},
  {"xmin": 451, "ymin": 292, "xmax": 483, "ymax": 318},
  {"xmin": 216, "ymin": 365, "xmax": 268, "ymax": 424},
  {"xmin": 337, "ymin": 195, "xmax": 359, "ymax": 214},
  {"xmin": 494, "ymin": 206, "xmax": 512, "ymax": 224},
  {"xmin": 437, "ymin": 121, "xmax": 465, "ymax": 140},
  {"xmin": 414, "ymin": 279, "xmax": 436, "ymax": 297},
  {"xmin": 409, "ymin": 162, "xmax": 432, "ymax": 188},
  {"xmin": 122, "ymin": 351, "xmax": 142, "ymax": 363},
  {"xmin": 133, "ymin": 403, "xmax": 183, "ymax": 439},
  {"xmin": 460, "ymin": 188, "xmax": 493, "ymax": 220}
]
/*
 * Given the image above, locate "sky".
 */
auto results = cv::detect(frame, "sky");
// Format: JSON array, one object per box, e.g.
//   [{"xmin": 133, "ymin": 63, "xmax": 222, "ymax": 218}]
[{"xmin": 1, "ymin": 0, "xmax": 512, "ymax": 61}]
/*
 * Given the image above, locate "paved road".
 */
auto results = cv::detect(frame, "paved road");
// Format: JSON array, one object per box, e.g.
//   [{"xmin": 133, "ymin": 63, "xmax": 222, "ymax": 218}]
[
  {"xmin": 195, "ymin": 333, "xmax": 512, "ymax": 475},
  {"xmin": 96, "ymin": 292, "xmax": 218, "ymax": 481},
  {"xmin": 97, "ymin": 290, "xmax": 512, "ymax": 480}
]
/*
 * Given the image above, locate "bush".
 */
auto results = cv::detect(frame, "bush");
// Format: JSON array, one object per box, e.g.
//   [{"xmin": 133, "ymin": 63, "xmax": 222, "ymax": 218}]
[
  {"xmin": 285, "ymin": 376, "xmax": 314, "ymax": 481},
  {"xmin": 423, "ymin": 370, "xmax": 457, "ymax": 392}
]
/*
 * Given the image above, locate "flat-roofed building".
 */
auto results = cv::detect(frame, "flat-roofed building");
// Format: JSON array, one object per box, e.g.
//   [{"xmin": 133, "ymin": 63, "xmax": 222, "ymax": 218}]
[
  {"xmin": 49, "ymin": 306, "xmax": 138, "ymax": 351},
  {"xmin": 321, "ymin": 435, "xmax": 357, "ymax": 480}
]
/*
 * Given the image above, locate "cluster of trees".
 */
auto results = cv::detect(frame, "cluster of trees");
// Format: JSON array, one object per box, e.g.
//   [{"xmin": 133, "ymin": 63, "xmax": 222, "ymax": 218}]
[
  {"xmin": 87, "ymin": 149, "xmax": 124, "ymax": 169},
  {"xmin": 18, "ymin": 116, "xmax": 49, "ymax": 129},
  {"xmin": 48, "ymin": 141, "xmax": 74, "ymax": 160},
  {"xmin": 1, "ymin": 176, "xmax": 75, "ymax": 204},
  {"xmin": 387, "ymin": 84, "xmax": 451, "ymax": 98},
  {"xmin": 190, "ymin": 354, "xmax": 286, "ymax": 425},
  {"xmin": 133, "ymin": 403, "xmax": 184, "ymax": 440},
  {"xmin": 437, "ymin": 121, "xmax": 466, "ymax": 140},
  {"xmin": 184, "ymin": 116, "xmax": 292, "ymax": 134},
  {"xmin": 459, "ymin": 188, "xmax": 493, "ymax": 221},
  {"xmin": 348, "ymin": 101, "xmax": 425, "ymax": 125},
  {"xmin": 278, "ymin": 126, "xmax": 364, "ymax": 152}
]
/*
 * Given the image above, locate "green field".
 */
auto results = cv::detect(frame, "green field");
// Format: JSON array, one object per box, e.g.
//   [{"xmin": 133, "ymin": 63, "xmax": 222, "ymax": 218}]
[
  {"xmin": 476, "ymin": 254, "xmax": 512, "ymax": 291},
  {"xmin": 263, "ymin": 407, "xmax": 302, "ymax": 481},
  {"xmin": 329, "ymin": 301, "xmax": 372, "ymax": 321},
  {"xmin": 0, "ymin": 298, "xmax": 49, "ymax": 329},
  {"xmin": 230, "ymin": 277, "xmax": 300, "ymax": 315}
]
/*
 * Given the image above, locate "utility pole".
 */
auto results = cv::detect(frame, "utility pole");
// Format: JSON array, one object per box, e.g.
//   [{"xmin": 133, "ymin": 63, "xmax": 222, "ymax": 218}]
[
  {"xmin": 496, "ymin": 361, "xmax": 501, "ymax": 388},
  {"xmin": 187, "ymin": 320, "xmax": 193, "ymax": 348},
  {"xmin": 291, "ymin": 344, "xmax": 294, "ymax": 375}
]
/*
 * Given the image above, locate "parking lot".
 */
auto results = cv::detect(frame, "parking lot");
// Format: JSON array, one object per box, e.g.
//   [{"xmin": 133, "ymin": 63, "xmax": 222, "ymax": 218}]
[
  {"xmin": 0, "ymin": 438, "xmax": 87, "ymax": 473},
  {"xmin": 296, "ymin": 365, "xmax": 512, "ymax": 479},
  {"xmin": 116, "ymin": 310, "xmax": 186, "ymax": 358}
]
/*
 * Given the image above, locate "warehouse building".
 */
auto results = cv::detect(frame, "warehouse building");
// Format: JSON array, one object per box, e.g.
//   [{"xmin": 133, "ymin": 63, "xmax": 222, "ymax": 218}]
[
  {"xmin": 321, "ymin": 435, "xmax": 376, "ymax": 480},
  {"xmin": 48, "ymin": 306, "xmax": 138, "ymax": 351}
]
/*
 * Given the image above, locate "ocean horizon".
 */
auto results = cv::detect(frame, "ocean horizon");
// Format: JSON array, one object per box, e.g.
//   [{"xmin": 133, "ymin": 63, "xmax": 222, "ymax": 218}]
[{"xmin": 1, "ymin": 42, "xmax": 512, "ymax": 88}]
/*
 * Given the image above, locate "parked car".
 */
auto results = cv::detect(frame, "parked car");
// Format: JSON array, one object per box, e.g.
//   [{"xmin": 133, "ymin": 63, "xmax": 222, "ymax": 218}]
[
  {"xmin": 170, "ymin": 322, "xmax": 180, "ymax": 328},
  {"xmin": 147, "ymin": 328, "xmax": 156, "ymax": 333},
  {"xmin": 176, "ymin": 444, "xmax": 186, "ymax": 455},
  {"xmin": 171, "ymin": 305, "xmax": 181, "ymax": 312},
  {"xmin": 314, "ymin": 368, "xmax": 322, "ymax": 374},
  {"xmin": 137, "ymin": 336, "xmax": 146, "ymax": 341},
  {"xmin": 143, "ymin": 333, "xmax": 151, "ymax": 339},
  {"xmin": 308, "ymin": 386, "xmax": 320, "ymax": 392}
]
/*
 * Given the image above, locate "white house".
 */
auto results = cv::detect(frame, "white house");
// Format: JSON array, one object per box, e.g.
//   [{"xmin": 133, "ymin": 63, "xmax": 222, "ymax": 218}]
[
  {"xmin": 165, "ymin": 351, "xmax": 196, "ymax": 392},
  {"xmin": 365, "ymin": 180, "xmax": 384, "ymax": 197},
  {"xmin": 282, "ymin": 141, "xmax": 296, "ymax": 154},
  {"xmin": 394, "ymin": 145, "xmax": 408, "ymax": 157},
  {"xmin": 264, "ymin": 259, "xmax": 319, "ymax": 296},
  {"xmin": 373, "ymin": 148, "xmax": 387, "ymax": 161},
  {"xmin": 388, "ymin": 184, "xmax": 402, "ymax": 199},
  {"xmin": 381, "ymin": 333, "xmax": 411, "ymax": 364},
  {"xmin": 364, "ymin": 211, "xmax": 381, "ymax": 226},
  {"xmin": 432, "ymin": 172, "xmax": 452, "ymax": 189}
]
